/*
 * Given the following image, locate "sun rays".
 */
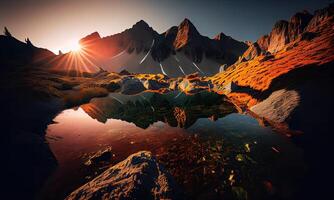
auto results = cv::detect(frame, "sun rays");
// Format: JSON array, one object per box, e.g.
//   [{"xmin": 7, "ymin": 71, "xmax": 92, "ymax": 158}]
[{"xmin": 48, "ymin": 42, "xmax": 101, "ymax": 76}]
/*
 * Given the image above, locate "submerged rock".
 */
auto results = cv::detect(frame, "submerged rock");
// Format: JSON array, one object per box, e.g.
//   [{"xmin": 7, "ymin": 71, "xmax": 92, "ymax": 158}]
[{"xmin": 66, "ymin": 151, "xmax": 182, "ymax": 200}]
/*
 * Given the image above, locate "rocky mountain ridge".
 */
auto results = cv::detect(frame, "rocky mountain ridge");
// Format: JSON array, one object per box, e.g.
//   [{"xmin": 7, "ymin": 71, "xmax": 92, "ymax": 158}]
[{"xmin": 75, "ymin": 18, "xmax": 248, "ymax": 76}]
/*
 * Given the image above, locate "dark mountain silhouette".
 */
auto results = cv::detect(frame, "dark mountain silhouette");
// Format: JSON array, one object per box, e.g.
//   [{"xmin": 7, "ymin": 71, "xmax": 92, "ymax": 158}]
[
  {"xmin": 1, "ymin": 20, "xmax": 247, "ymax": 77},
  {"xmin": 74, "ymin": 19, "xmax": 248, "ymax": 77},
  {"xmin": 0, "ymin": 27, "xmax": 54, "ymax": 70}
]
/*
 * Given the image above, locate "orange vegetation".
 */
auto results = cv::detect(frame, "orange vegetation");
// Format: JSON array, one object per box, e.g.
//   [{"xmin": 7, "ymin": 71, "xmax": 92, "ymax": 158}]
[
  {"xmin": 227, "ymin": 93, "xmax": 258, "ymax": 108},
  {"xmin": 135, "ymin": 73, "xmax": 168, "ymax": 81},
  {"xmin": 210, "ymin": 16, "xmax": 334, "ymax": 92}
]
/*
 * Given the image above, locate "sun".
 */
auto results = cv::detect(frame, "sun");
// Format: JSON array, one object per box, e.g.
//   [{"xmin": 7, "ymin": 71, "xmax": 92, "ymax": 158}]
[{"xmin": 70, "ymin": 41, "xmax": 82, "ymax": 52}]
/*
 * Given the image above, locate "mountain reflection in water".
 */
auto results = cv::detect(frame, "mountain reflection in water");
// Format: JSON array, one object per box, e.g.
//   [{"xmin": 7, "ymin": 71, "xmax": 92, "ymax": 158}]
[
  {"xmin": 43, "ymin": 91, "xmax": 305, "ymax": 200},
  {"xmin": 80, "ymin": 91, "xmax": 236, "ymax": 128}
]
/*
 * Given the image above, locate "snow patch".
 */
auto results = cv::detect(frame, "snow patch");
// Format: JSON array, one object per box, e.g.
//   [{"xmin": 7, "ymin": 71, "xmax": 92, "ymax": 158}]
[
  {"xmin": 108, "ymin": 50, "xmax": 126, "ymax": 60},
  {"xmin": 178, "ymin": 65, "xmax": 186, "ymax": 76},
  {"xmin": 139, "ymin": 39, "xmax": 155, "ymax": 64},
  {"xmin": 159, "ymin": 63, "xmax": 168, "ymax": 76},
  {"xmin": 192, "ymin": 62, "xmax": 204, "ymax": 74}
]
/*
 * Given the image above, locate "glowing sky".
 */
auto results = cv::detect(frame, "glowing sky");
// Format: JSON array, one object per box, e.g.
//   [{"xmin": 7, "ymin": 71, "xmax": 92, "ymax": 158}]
[{"xmin": 1, "ymin": 0, "xmax": 332, "ymax": 53}]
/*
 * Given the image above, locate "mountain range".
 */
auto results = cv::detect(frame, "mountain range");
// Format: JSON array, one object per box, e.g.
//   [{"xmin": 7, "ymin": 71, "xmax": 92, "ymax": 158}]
[
  {"xmin": 0, "ymin": 19, "xmax": 248, "ymax": 77},
  {"xmin": 0, "ymin": 4, "xmax": 332, "ymax": 79},
  {"xmin": 76, "ymin": 18, "xmax": 248, "ymax": 77}
]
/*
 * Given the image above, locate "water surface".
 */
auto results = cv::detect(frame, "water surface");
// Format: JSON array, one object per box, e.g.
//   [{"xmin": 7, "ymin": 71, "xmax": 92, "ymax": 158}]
[{"xmin": 42, "ymin": 91, "xmax": 305, "ymax": 200}]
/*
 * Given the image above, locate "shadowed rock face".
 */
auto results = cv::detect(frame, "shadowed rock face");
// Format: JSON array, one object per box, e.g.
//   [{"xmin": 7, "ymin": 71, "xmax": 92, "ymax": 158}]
[
  {"xmin": 306, "ymin": 3, "xmax": 334, "ymax": 31},
  {"xmin": 255, "ymin": 10, "xmax": 314, "ymax": 54},
  {"xmin": 214, "ymin": 32, "xmax": 249, "ymax": 58},
  {"xmin": 288, "ymin": 11, "xmax": 313, "ymax": 41},
  {"xmin": 66, "ymin": 151, "xmax": 182, "ymax": 200}
]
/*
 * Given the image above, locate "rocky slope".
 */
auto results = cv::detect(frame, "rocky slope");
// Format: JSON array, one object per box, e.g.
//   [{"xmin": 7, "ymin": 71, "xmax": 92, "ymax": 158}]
[
  {"xmin": 211, "ymin": 3, "xmax": 334, "ymax": 117},
  {"xmin": 209, "ymin": 6, "xmax": 334, "ymax": 198}
]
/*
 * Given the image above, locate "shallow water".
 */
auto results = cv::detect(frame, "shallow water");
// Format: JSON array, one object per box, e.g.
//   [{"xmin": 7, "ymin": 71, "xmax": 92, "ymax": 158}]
[{"xmin": 41, "ymin": 91, "xmax": 306, "ymax": 200}]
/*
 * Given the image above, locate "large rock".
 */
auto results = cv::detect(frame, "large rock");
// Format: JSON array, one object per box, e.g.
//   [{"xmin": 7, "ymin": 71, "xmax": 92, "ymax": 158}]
[
  {"xmin": 250, "ymin": 89, "xmax": 300, "ymax": 123},
  {"xmin": 66, "ymin": 151, "xmax": 182, "ymax": 200},
  {"xmin": 120, "ymin": 77, "xmax": 146, "ymax": 95}
]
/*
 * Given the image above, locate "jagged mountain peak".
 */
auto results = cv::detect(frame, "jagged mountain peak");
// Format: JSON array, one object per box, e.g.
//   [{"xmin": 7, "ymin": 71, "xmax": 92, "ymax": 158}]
[
  {"xmin": 272, "ymin": 20, "xmax": 289, "ymax": 30},
  {"xmin": 289, "ymin": 10, "xmax": 313, "ymax": 26},
  {"xmin": 132, "ymin": 20, "xmax": 150, "ymax": 30},
  {"xmin": 214, "ymin": 32, "xmax": 233, "ymax": 41},
  {"xmin": 164, "ymin": 26, "xmax": 178, "ymax": 37},
  {"xmin": 79, "ymin": 31, "xmax": 101, "ymax": 45},
  {"xmin": 178, "ymin": 18, "xmax": 199, "ymax": 35},
  {"xmin": 291, "ymin": 10, "xmax": 312, "ymax": 19},
  {"xmin": 180, "ymin": 18, "xmax": 193, "ymax": 25},
  {"xmin": 174, "ymin": 18, "xmax": 201, "ymax": 49},
  {"xmin": 74, "ymin": 17, "xmax": 247, "ymax": 76}
]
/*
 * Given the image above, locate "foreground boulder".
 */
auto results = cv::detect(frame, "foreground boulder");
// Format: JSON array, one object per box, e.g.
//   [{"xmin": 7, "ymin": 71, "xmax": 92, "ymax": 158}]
[{"xmin": 66, "ymin": 151, "xmax": 182, "ymax": 200}]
